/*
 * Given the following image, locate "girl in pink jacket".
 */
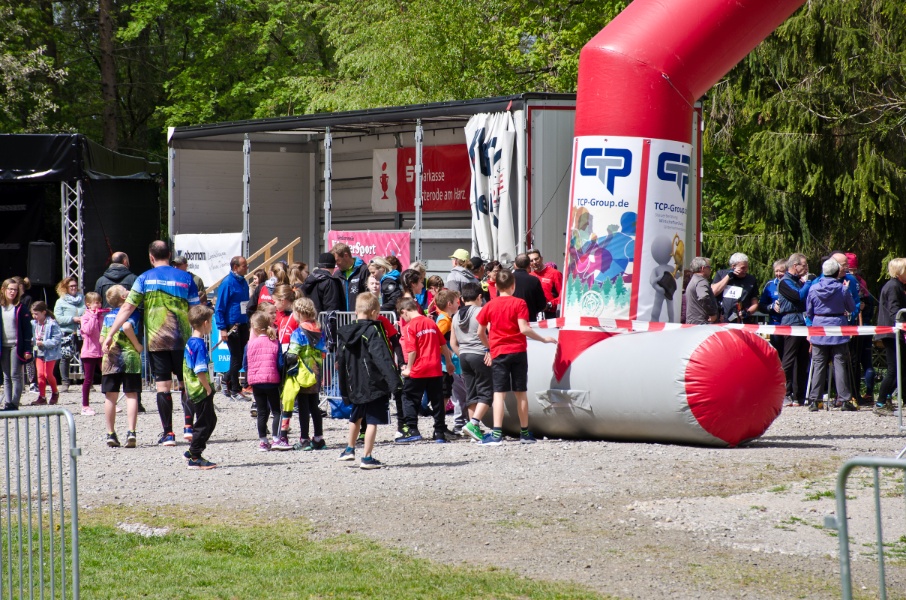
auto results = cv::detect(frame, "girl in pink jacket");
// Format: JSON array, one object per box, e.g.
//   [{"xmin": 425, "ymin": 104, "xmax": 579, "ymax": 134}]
[{"xmin": 79, "ymin": 292, "xmax": 106, "ymax": 415}]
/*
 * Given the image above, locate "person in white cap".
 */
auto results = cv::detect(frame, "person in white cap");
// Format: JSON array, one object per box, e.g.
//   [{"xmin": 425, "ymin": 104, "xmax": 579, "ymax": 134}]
[{"xmin": 445, "ymin": 249, "xmax": 478, "ymax": 294}]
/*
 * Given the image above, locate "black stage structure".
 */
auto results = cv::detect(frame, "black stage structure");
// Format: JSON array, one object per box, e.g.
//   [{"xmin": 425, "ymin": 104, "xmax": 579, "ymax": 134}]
[{"xmin": 0, "ymin": 134, "xmax": 161, "ymax": 295}]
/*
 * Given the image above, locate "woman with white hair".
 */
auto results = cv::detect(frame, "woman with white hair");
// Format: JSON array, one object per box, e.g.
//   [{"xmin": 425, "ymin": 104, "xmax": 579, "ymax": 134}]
[
  {"xmin": 805, "ymin": 258, "xmax": 856, "ymax": 412},
  {"xmin": 711, "ymin": 252, "xmax": 760, "ymax": 323},
  {"xmin": 368, "ymin": 257, "xmax": 401, "ymax": 312}
]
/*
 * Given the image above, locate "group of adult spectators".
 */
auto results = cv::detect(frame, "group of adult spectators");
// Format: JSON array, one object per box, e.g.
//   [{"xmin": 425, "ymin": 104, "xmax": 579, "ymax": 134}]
[{"xmin": 684, "ymin": 251, "xmax": 899, "ymax": 414}]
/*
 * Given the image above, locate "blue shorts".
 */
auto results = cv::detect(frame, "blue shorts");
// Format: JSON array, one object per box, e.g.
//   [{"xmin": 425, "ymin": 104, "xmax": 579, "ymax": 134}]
[{"xmin": 349, "ymin": 396, "xmax": 390, "ymax": 426}]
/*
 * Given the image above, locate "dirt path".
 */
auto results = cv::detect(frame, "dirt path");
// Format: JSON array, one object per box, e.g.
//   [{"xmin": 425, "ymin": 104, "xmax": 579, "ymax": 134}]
[{"xmin": 57, "ymin": 389, "xmax": 905, "ymax": 599}]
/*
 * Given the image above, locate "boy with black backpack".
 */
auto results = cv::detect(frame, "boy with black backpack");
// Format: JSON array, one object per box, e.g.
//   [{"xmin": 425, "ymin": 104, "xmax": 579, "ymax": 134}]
[{"xmin": 335, "ymin": 293, "xmax": 401, "ymax": 469}]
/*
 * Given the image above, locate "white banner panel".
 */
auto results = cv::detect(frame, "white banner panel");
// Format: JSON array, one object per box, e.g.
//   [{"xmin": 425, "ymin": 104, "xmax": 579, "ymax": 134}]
[
  {"xmin": 635, "ymin": 139, "xmax": 691, "ymax": 323},
  {"xmin": 562, "ymin": 136, "xmax": 689, "ymax": 322},
  {"xmin": 173, "ymin": 232, "xmax": 243, "ymax": 287},
  {"xmin": 562, "ymin": 136, "xmax": 644, "ymax": 319},
  {"xmin": 465, "ymin": 112, "xmax": 516, "ymax": 263}
]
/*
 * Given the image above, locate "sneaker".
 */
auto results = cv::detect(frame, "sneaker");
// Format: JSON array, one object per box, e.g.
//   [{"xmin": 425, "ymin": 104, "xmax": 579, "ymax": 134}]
[
  {"xmin": 183, "ymin": 427, "xmax": 193, "ymax": 441},
  {"xmin": 158, "ymin": 432, "xmax": 177, "ymax": 446},
  {"xmin": 186, "ymin": 456, "xmax": 218, "ymax": 470},
  {"xmin": 233, "ymin": 390, "xmax": 251, "ymax": 401},
  {"xmin": 433, "ymin": 429, "xmax": 457, "ymax": 443},
  {"xmin": 841, "ymin": 400, "xmax": 859, "ymax": 412},
  {"xmin": 106, "ymin": 432, "xmax": 120, "ymax": 448},
  {"xmin": 480, "ymin": 433, "xmax": 503, "ymax": 446},
  {"xmin": 125, "ymin": 431, "xmax": 137, "ymax": 448},
  {"xmin": 310, "ymin": 438, "xmax": 327, "ymax": 450},
  {"xmin": 1, "ymin": 403, "xmax": 17, "ymax": 411},
  {"xmin": 808, "ymin": 401, "xmax": 820, "ymax": 412},
  {"xmin": 49, "ymin": 393, "xmax": 59, "ymax": 405},
  {"xmin": 59, "ymin": 384, "xmax": 70, "ymax": 393},
  {"xmin": 338, "ymin": 447, "xmax": 356, "ymax": 461},
  {"xmin": 394, "ymin": 429, "xmax": 406, "ymax": 440},
  {"xmin": 271, "ymin": 436, "xmax": 293, "ymax": 451},
  {"xmin": 356, "ymin": 431, "xmax": 365, "ymax": 445},
  {"xmin": 395, "ymin": 430, "xmax": 423, "ymax": 444},
  {"xmin": 873, "ymin": 403, "xmax": 895, "ymax": 416},
  {"xmin": 222, "ymin": 389, "xmax": 235, "ymax": 401},
  {"xmin": 520, "ymin": 431, "xmax": 538, "ymax": 444},
  {"xmin": 463, "ymin": 422, "xmax": 484, "ymax": 442},
  {"xmin": 81, "ymin": 406, "xmax": 96, "ymax": 416},
  {"xmin": 30, "ymin": 396, "xmax": 47, "ymax": 406},
  {"xmin": 297, "ymin": 438, "xmax": 313, "ymax": 451},
  {"xmin": 360, "ymin": 456, "xmax": 383, "ymax": 470},
  {"xmin": 28, "ymin": 384, "xmax": 38, "ymax": 394},
  {"xmin": 452, "ymin": 424, "xmax": 464, "ymax": 437},
  {"xmin": 250, "ymin": 406, "xmax": 257, "ymax": 418},
  {"xmin": 257, "ymin": 440, "xmax": 272, "ymax": 452}
]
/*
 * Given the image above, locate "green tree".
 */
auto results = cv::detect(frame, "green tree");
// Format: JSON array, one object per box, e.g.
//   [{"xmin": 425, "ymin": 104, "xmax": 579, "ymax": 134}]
[
  {"xmin": 0, "ymin": 3, "xmax": 66, "ymax": 132},
  {"xmin": 703, "ymin": 0, "xmax": 906, "ymax": 289}
]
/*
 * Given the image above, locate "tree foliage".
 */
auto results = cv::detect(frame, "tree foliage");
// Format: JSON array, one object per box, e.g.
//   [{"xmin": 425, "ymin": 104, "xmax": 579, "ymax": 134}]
[{"xmin": 703, "ymin": 0, "xmax": 906, "ymax": 288}]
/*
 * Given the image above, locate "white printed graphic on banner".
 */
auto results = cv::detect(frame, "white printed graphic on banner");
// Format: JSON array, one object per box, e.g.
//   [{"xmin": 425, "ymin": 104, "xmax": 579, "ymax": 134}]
[
  {"xmin": 634, "ymin": 139, "xmax": 690, "ymax": 323},
  {"xmin": 563, "ymin": 136, "xmax": 643, "ymax": 319},
  {"xmin": 173, "ymin": 233, "xmax": 243, "ymax": 290},
  {"xmin": 465, "ymin": 112, "xmax": 516, "ymax": 263},
  {"xmin": 371, "ymin": 148, "xmax": 398, "ymax": 212}
]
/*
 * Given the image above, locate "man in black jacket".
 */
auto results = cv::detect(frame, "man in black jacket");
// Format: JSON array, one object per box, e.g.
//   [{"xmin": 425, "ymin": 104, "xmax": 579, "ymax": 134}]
[
  {"xmin": 512, "ymin": 253, "xmax": 546, "ymax": 322},
  {"xmin": 330, "ymin": 243, "xmax": 371, "ymax": 312},
  {"xmin": 302, "ymin": 253, "xmax": 345, "ymax": 313},
  {"xmin": 95, "ymin": 252, "xmax": 137, "ymax": 308}
]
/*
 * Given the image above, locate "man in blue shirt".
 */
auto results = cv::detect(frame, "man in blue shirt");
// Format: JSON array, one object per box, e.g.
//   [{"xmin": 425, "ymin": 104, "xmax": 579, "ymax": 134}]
[
  {"xmin": 759, "ymin": 259, "xmax": 789, "ymax": 353},
  {"xmin": 214, "ymin": 256, "xmax": 250, "ymax": 401}
]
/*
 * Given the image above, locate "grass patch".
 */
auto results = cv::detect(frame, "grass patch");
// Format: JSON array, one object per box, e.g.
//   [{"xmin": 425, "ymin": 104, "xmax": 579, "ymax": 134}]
[
  {"xmin": 74, "ymin": 506, "xmax": 606, "ymax": 599},
  {"xmin": 768, "ymin": 484, "xmax": 789, "ymax": 493},
  {"xmin": 804, "ymin": 490, "xmax": 835, "ymax": 501}
]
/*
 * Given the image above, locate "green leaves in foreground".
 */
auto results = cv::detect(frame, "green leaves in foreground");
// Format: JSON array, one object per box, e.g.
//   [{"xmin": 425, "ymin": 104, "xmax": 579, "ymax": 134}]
[{"xmin": 77, "ymin": 508, "xmax": 604, "ymax": 599}]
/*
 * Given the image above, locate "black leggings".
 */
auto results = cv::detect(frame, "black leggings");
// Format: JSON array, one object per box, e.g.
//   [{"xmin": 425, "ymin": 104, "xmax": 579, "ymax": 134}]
[
  {"xmin": 877, "ymin": 338, "xmax": 905, "ymax": 403},
  {"xmin": 252, "ymin": 386, "xmax": 281, "ymax": 439},
  {"xmin": 296, "ymin": 392, "xmax": 323, "ymax": 439}
]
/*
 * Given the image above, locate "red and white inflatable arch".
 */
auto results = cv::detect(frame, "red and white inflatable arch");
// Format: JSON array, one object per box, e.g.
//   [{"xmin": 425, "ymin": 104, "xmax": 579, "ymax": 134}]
[{"xmin": 526, "ymin": 0, "xmax": 807, "ymax": 446}]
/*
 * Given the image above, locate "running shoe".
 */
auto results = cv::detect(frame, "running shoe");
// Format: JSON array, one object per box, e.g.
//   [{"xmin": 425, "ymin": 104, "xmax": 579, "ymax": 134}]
[
  {"xmin": 360, "ymin": 456, "xmax": 383, "ymax": 470},
  {"xmin": 158, "ymin": 432, "xmax": 177, "ymax": 446},
  {"xmin": 310, "ymin": 438, "xmax": 327, "ymax": 450},
  {"xmin": 106, "ymin": 432, "xmax": 120, "ymax": 448},
  {"xmin": 433, "ymin": 429, "xmax": 457, "ymax": 443},
  {"xmin": 298, "ymin": 438, "xmax": 312, "ymax": 451},
  {"xmin": 841, "ymin": 400, "xmax": 859, "ymax": 412},
  {"xmin": 520, "ymin": 431, "xmax": 538, "ymax": 444},
  {"xmin": 480, "ymin": 433, "xmax": 503, "ymax": 446},
  {"xmin": 462, "ymin": 422, "xmax": 483, "ymax": 442},
  {"xmin": 271, "ymin": 436, "xmax": 293, "ymax": 451},
  {"xmin": 257, "ymin": 440, "xmax": 272, "ymax": 452},
  {"xmin": 338, "ymin": 447, "xmax": 356, "ymax": 461},
  {"xmin": 250, "ymin": 405, "xmax": 257, "ymax": 418},
  {"xmin": 222, "ymin": 389, "xmax": 235, "ymax": 401},
  {"xmin": 395, "ymin": 430, "xmax": 423, "ymax": 444},
  {"xmin": 233, "ymin": 390, "xmax": 251, "ymax": 401},
  {"xmin": 183, "ymin": 427, "xmax": 194, "ymax": 441},
  {"xmin": 186, "ymin": 456, "xmax": 217, "ymax": 470},
  {"xmin": 356, "ymin": 431, "xmax": 365, "ymax": 445},
  {"xmin": 808, "ymin": 401, "xmax": 820, "ymax": 412},
  {"xmin": 81, "ymin": 406, "xmax": 96, "ymax": 416},
  {"xmin": 125, "ymin": 430, "xmax": 137, "ymax": 448}
]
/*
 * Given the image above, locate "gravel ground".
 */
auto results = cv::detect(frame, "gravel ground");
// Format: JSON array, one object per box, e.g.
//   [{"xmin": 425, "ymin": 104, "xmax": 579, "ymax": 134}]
[{"xmin": 41, "ymin": 387, "xmax": 906, "ymax": 599}]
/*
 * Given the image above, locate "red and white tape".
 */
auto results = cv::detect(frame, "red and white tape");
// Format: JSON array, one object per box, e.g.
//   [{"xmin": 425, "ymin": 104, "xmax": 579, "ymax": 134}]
[{"xmin": 534, "ymin": 317, "xmax": 900, "ymax": 338}]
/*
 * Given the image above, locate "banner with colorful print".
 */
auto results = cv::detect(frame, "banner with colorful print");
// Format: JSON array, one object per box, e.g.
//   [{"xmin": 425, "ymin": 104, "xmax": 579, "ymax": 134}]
[{"xmin": 562, "ymin": 136, "xmax": 690, "ymax": 322}]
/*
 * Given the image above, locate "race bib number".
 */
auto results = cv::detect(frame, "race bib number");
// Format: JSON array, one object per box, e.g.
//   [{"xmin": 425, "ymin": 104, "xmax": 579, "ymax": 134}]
[{"xmin": 723, "ymin": 286, "xmax": 743, "ymax": 300}]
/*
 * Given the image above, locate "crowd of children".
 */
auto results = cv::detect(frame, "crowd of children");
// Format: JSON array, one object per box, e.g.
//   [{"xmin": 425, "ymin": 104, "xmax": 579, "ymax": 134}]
[{"xmin": 10, "ymin": 243, "xmax": 560, "ymax": 472}]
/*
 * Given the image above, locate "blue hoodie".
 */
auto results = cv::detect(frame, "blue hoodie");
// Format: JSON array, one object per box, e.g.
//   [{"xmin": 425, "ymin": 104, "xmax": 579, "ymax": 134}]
[
  {"xmin": 337, "ymin": 257, "xmax": 370, "ymax": 311},
  {"xmin": 214, "ymin": 271, "xmax": 250, "ymax": 330},
  {"xmin": 806, "ymin": 276, "xmax": 855, "ymax": 346}
]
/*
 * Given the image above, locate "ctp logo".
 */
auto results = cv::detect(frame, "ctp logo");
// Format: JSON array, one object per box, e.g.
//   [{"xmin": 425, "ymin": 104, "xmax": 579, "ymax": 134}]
[
  {"xmin": 656, "ymin": 152, "xmax": 690, "ymax": 200},
  {"xmin": 579, "ymin": 148, "xmax": 632, "ymax": 195}
]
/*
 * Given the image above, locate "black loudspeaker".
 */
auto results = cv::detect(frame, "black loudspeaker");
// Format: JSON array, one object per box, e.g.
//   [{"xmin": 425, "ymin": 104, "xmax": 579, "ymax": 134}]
[{"xmin": 28, "ymin": 241, "xmax": 56, "ymax": 285}]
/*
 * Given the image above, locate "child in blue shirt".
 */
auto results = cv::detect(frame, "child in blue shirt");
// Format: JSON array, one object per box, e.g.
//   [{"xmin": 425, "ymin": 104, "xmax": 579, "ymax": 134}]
[{"xmin": 182, "ymin": 305, "xmax": 217, "ymax": 469}]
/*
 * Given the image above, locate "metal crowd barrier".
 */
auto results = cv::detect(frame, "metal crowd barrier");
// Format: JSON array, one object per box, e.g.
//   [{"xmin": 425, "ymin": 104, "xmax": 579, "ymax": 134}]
[
  {"xmin": 1, "ymin": 408, "xmax": 80, "ymax": 599},
  {"xmin": 319, "ymin": 311, "xmax": 398, "ymax": 407},
  {"xmin": 825, "ymin": 453, "xmax": 906, "ymax": 600}
]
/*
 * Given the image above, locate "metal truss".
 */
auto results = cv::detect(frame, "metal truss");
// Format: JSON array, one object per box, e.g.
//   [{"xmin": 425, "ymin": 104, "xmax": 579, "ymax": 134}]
[{"xmin": 61, "ymin": 180, "xmax": 84, "ymax": 284}]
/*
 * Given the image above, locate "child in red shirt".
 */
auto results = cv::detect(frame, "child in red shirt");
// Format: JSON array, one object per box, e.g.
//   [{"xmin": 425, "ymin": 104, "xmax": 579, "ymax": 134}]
[
  {"xmin": 476, "ymin": 270, "xmax": 556, "ymax": 445},
  {"xmin": 396, "ymin": 298, "xmax": 454, "ymax": 443}
]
